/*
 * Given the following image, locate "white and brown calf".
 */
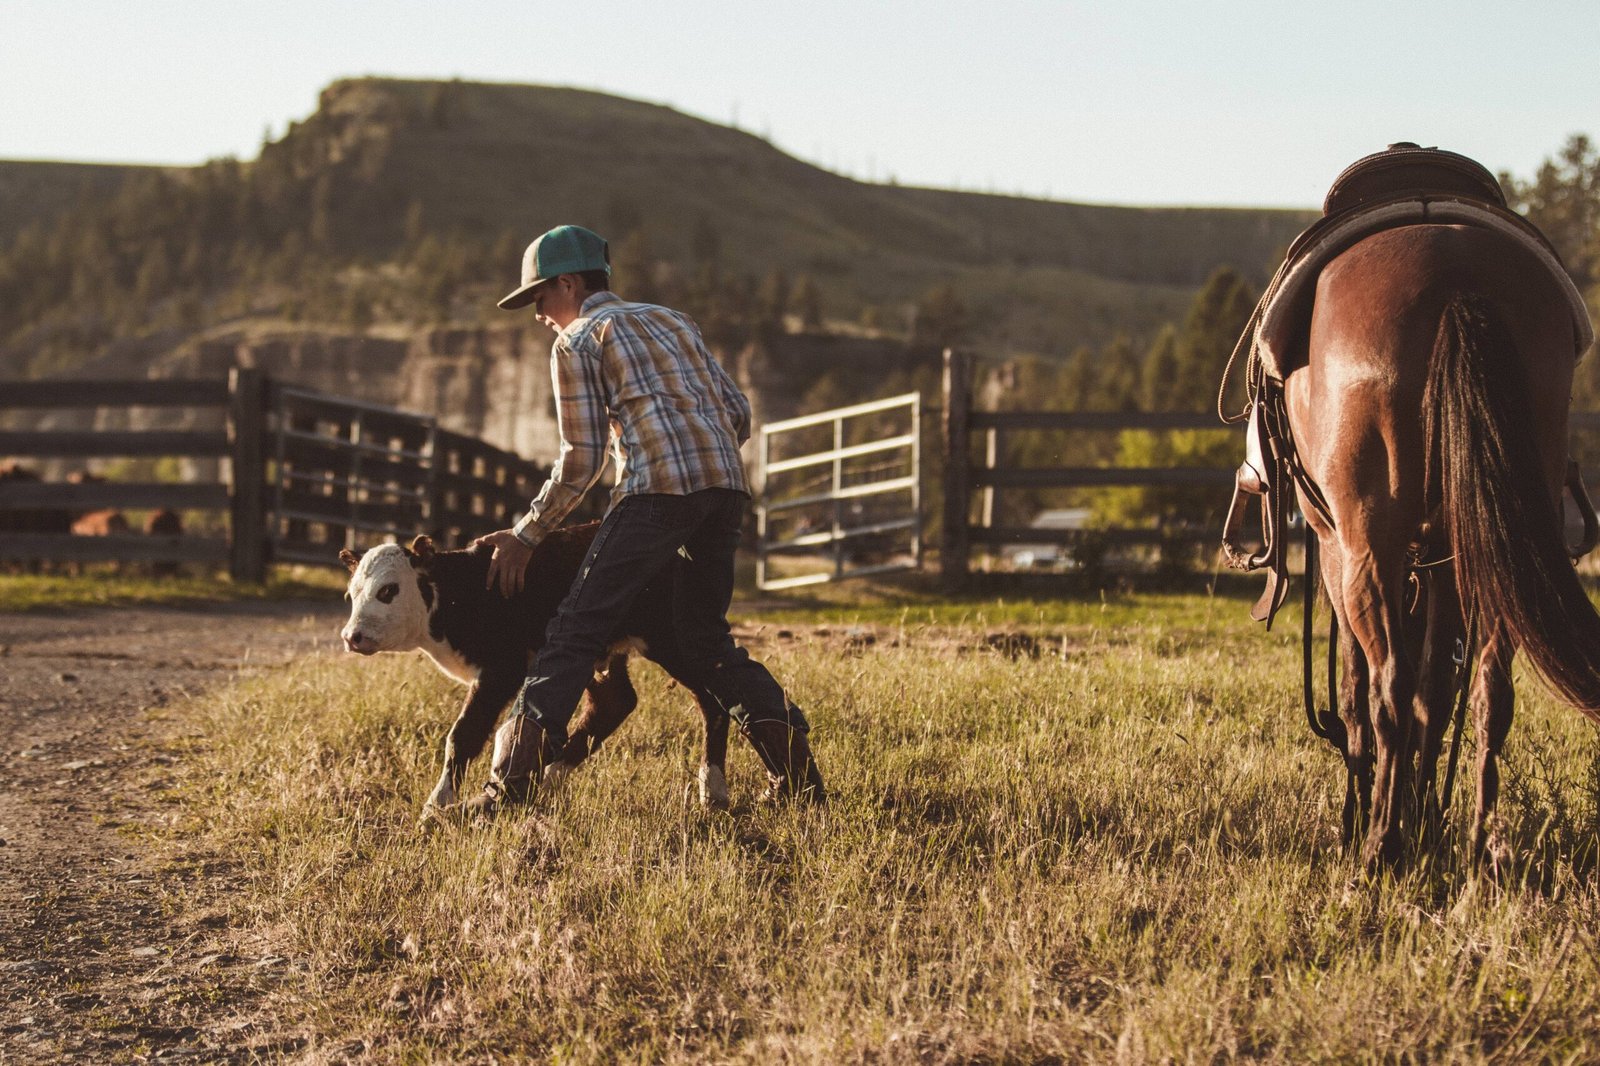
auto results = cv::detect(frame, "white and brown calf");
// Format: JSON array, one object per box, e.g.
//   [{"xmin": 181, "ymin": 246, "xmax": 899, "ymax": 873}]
[{"xmin": 339, "ymin": 524, "xmax": 734, "ymax": 820}]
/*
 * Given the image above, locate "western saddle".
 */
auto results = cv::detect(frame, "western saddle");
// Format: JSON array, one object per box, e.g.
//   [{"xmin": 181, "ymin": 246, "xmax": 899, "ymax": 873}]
[{"xmin": 1219, "ymin": 143, "xmax": 1598, "ymax": 627}]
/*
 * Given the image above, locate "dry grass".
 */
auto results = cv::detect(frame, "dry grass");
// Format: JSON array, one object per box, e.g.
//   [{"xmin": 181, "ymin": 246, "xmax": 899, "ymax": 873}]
[
  {"xmin": 0, "ymin": 567, "xmax": 343, "ymax": 613},
  {"xmin": 163, "ymin": 592, "xmax": 1600, "ymax": 1062}
]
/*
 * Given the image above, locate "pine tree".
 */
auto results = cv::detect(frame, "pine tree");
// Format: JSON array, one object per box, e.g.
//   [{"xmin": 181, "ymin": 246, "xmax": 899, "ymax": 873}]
[
  {"xmin": 403, "ymin": 200, "xmax": 427, "ymax": 248},
  {"xmin": 134, "ymin": 243, "xmax": 172, "ymax": 309},
  {"xmin": 1095, "ymin": 335, "xmax": 1142, "ymax": 411},
  {"xmin": 605, "ymin": 195, "xmax": 643, "ymax": 241},
  {"xmin": 1174, "ymin": 266, "xmax": 1257, "ymax": 413},
  {"xmin": 793, "ymin": 274, "xmax": 822, "ymax": 330},
  {"xmin": 1141, "ymin": 325, "xmax": 1181, "ymax": 411},
  {"xmin": 690, "ymin": 215, "xmax": 721, "ymax": 271},
  {"xmin": 912, "ymin": 283, "xmax": 968, "ymax": 348},
  {"xmin": 1061, "ymin": 345, "xmax": 1096, "ymax": 411},
  {"xmin": 309, "ymin": 174, "xmax": 335, "ymax": 249},
  {"xmin": 1503, "ymin": 134, "xmax": 1599, "ymax": 291},
  {"xmin": 758, "ymin": 267, "xmax": 790, "ymax": 327}
]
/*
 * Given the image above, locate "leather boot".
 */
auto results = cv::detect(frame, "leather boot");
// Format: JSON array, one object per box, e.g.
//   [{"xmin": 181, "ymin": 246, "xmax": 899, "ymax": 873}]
[
  {"xmin": 742, "ymin": 719, "xmax": 826, "ymax": 804},
  {"xmin": 457, "ymin": 715, "xmax": 549, "ymax": 822}
]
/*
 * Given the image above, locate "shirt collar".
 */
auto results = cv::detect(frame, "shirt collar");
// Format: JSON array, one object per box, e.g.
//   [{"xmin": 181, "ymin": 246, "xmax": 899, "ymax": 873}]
[
  {"xmin": 580, "ymin": 290, "xmax": 621, "ymax": 314},
  {"xmin": 556, "ymin": 290, "xmax": 622, "ymax": 342}
]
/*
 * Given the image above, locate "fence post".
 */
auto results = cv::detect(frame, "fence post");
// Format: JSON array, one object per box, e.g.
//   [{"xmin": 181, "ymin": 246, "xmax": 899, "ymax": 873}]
[
  {"xmin": 941, "ymin": 348, "xmax": 971, "ymax": 588},
  {"xmin": 228, "ymin": 367, "xmax": 267, "ymax": 583},
  {"xmin": 424, "ymin": 423, "xmax": 444, "ymax": 541}
]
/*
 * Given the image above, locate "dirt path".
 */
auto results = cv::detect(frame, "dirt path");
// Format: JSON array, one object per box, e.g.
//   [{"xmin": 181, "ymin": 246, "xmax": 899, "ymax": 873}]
[{"xmin": 0, "ymin": 599, "xmax": 345, "ymax": 1064}]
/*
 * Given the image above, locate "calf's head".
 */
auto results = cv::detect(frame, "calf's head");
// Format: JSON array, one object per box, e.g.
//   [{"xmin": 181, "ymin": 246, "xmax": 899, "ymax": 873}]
[{"xmin": 339, "ymin": 536, "xmax": 438, "ymax": 655}]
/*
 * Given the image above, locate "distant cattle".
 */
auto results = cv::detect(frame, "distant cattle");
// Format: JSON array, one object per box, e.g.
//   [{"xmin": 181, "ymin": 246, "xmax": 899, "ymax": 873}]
[
  {"xmin": 0, "ymin": 461, "xmax": 72, "ymax": 535},
  {"xmin": 339, "ymin": 523, "xmax": 823, "ymax": 823},
  {"xmin": 64, "ymin": 472, "xmax": 128, "ymax": 539},
  {"xmin": 0, "ymin": 462, "xmax": 72, "ymax": 572},
  {"xmin": 144, "ymin": 509, "xmax": 184, "ymax": 577},
  {"xmin": 70, "ymin": 509, "xmax": 130, "ymax": 536},
  {"xmin": 1, "ymin": 467, "xmax": 189, "ymax": 574}
]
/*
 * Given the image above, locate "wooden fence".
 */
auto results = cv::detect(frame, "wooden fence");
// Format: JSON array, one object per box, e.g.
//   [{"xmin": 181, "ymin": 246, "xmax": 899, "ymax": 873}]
[
  {"xmin": 939, "ymin": 349, "xmax": 1600, "ymax": 587},
  {"xmin": 0, "ymin": 371, "xmax": 555, "ymax": 581},
  {"xmin": 941, "ymin": 349, "xmax": 1239, "ymax": 586}
]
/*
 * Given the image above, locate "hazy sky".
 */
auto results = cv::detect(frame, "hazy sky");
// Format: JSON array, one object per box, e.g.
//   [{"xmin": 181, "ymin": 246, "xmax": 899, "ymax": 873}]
[{"xmin": 3, "ymin": 0, "xmax": 1595, "ymax": 208}]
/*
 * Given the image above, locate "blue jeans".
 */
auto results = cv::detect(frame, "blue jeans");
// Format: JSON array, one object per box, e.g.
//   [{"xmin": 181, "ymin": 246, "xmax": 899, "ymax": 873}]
[{"xmin": 514, "ymin": 488, "xmax": 806, "ymax": 740}]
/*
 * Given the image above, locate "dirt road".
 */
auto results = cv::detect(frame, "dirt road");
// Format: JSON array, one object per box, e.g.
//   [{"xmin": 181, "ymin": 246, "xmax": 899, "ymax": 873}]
[{"xmin": 0, "ymin": 599, "xmax": 345, "ymax": 1064}]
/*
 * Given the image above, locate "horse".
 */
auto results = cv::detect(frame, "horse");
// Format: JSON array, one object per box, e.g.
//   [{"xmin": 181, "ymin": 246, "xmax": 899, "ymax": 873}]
[{"xmin": 1286, "ymin": 221, "xmax": 1600, "ymax": 869}]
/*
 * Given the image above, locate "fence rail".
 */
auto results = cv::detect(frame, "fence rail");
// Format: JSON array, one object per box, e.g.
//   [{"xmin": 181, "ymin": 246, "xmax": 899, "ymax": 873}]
[
  {"xmin": 941, "ymin": 349, "xmax": 1245, "ymax": 586},
  {"xmin": 0, "ymin": 372, "xmax": 557, "ymax": 580},
  {"xmin": 941, "ymin": 349, "xmax": 1600, "ymax": 587}
]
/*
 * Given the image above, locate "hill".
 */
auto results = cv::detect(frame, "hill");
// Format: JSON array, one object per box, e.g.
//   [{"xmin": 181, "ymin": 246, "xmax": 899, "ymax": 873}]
[
  {"xmin": 0, "ymin": 77, "xmax": 1315, "ymax": 383},
  {"xmin": 0, "ymin": 159, "xmax": 162, "ymax": 244}
]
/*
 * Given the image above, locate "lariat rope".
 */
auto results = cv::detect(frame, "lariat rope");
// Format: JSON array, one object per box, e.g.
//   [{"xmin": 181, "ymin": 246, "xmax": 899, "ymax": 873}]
[
  {"xmin": 1301, "ymin": 527, "xmax": 1347, "ymax": 748},
  {"xmin": 1438, "ymin": 612, "xmax": 1478, "ymax": 817},
  {"xmin": 1216, "ymin": 296, "xmax": 1268, "ymax": 426},
  {"xmin": 1217, "ymin": 248, "xmax": 1299, "ymax": 426}
]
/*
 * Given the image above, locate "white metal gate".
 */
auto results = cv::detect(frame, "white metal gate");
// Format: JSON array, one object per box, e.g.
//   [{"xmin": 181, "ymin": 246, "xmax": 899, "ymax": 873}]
[{"xmin": 755, "ymin": 392, "xmax": 922, "ymax": 590}]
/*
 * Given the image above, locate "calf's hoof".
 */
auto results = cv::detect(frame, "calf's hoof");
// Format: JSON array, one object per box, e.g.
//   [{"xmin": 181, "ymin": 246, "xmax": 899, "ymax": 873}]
[
  {"xmin": 418, "ymin": 802, "xmax": 453, "ymax": 832},
  {"xmin": 698, "ymin": 765, "xmax": 730, "ymax": 810},
  {"xmin": 760, "ymin": 773, "xmax": 827, "ymax": 806}
]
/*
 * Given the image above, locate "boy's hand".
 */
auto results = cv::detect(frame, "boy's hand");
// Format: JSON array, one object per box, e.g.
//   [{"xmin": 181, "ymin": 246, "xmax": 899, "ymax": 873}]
[{"xmin": 474, "ymin": 529, "xmax": 533, "ymax": 598}]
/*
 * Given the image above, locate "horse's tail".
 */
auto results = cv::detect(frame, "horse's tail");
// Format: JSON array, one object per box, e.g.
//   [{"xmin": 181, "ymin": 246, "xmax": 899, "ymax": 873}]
[{"xmin": 1430, "ymin": 293, "xmax": 1600, "ymax": 715}]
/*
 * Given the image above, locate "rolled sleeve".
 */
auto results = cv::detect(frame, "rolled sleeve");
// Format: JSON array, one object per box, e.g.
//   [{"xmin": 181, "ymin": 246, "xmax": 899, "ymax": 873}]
[{"xmin": 513, "ymin": 342, "xmax": 609, "ymax": 546}]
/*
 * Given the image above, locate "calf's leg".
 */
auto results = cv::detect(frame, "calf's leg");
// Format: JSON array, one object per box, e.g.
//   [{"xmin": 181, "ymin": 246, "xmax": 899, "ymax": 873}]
[
  {"xmin": 424, "ymin": 667, "xmax": 523, "ymax": 817},
  {"xmin": 694, "ymin": 688, "xmax": 731, "ymax": 809},
  {"xmin": 548, "ymin": 651, "xmax": 640, "ymax": 788}
]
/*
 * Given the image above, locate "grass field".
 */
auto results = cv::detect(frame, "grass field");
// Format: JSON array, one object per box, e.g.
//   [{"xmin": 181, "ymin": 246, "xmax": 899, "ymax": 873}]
[
  {"xmin": 159, "ymin": 586, "xmax": 1600, "ymax": 1062},
  {"xmin": 0, "ymin": 567, "xmax": 344, "ymax": 613}
]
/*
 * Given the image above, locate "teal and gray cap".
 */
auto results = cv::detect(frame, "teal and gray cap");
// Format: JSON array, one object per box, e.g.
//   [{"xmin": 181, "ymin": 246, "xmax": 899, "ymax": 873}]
[{"xmin": 498, "ymin": 224, "xmax": 612, "ymax": 310}]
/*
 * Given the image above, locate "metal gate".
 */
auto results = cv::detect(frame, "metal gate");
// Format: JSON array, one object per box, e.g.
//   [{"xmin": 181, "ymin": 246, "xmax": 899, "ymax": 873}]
[{"xmin": 755, "ymin": 392, "xmax": 922, "ymax": 590}]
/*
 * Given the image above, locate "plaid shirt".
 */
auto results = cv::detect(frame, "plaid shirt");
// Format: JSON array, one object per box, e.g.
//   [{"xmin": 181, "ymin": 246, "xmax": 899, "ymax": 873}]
[{"xmin": 512, "ymin": 291, "xmax": 752, "ymax": 547}]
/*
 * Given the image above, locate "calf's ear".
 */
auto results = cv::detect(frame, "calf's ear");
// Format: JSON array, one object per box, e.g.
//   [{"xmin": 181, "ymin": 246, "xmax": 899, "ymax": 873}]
[
  {"xmin": 338, "ymin": 548, "xmax": 361, "ymax": 573},
  {"xmin": 410, "ymin": 535, "xmax": 436, "ymax": 563}
]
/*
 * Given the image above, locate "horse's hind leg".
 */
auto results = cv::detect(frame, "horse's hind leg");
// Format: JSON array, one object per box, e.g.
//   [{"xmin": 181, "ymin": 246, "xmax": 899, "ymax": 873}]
[
  {"xmin": 1338, "ymin": 550, "xmax": 1419, "ymax": 870},
  {"xmin": 1337, "ymin": 619, "xmax": 1374, "ymax": 848},
  {"xmin": 1410, "ymin": 573, "xmax": 1463, "ymax": 849},
  {"xmin": 1316, "ymin": 530, "xmax": 1374, "ymax": 849},
  {"xmin": 1470, "ymin": 631, "xmax": 1515, "ymax": 869}
]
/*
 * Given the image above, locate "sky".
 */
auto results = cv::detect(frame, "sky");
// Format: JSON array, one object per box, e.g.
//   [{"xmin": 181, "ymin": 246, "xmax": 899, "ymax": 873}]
[{"xmin": 2, "ymin": 0, "xmax": 1595, "ymax": 209}]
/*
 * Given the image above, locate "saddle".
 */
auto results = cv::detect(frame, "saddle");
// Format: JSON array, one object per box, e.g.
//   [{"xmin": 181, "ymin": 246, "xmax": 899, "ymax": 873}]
[{"xmin": 1220, "ymin": 143, "xmax": 1600, "ymax": 627}]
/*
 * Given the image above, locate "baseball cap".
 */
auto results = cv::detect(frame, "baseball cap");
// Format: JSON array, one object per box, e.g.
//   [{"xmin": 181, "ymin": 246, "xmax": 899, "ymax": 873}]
[{"xmin": 498, "ymin": 225, "xmax": 612, "ymax": 310}]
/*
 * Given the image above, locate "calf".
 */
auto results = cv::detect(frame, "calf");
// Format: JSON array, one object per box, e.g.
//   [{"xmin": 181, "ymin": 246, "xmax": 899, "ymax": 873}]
[
  {"xmin": 340, "ymin": 523, "xmax": 776, "ymax": 822},
  {"xmin": 145, "ymin": 508, "xmax": 184, "ymax": 577},
  {"xmin": 0, "ymin": 462, "xmax": 72, "ymax": 572},
  {"xmin": 70, "ymin": 509, "xmax": 130, "ymax": 536}
]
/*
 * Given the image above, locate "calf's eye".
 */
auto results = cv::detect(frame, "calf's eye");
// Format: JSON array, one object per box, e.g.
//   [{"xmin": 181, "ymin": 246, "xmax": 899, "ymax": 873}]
[{"xmin": 377, "ymin": 583, "xmax": 400, "ymax": 604}]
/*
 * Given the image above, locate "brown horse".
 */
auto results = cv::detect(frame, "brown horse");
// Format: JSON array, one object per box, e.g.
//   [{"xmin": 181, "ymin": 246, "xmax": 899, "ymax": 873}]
[{"xmin": 1287, "ymin": 222, "xmax": 1600, "ymax": 868}]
